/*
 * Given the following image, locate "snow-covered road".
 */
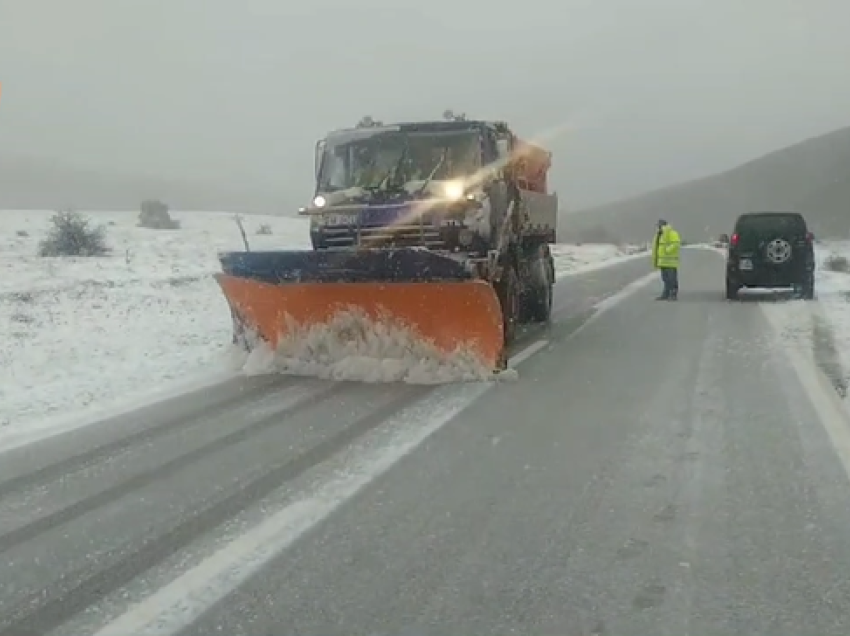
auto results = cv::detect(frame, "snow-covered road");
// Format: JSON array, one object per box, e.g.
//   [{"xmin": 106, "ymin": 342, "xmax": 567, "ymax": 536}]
[
  {"xmin": 3, "ymin": 249, "xmax": 850, "ymax": 636},
  {"xmin": 0, "ymin": 209, "xmax": 649, "ymax": 447}
]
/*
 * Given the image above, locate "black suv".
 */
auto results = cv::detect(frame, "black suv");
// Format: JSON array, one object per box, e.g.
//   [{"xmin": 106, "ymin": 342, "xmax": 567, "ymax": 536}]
[{"xmin": 725, "ymin": 211, "xmax": 815, "ymax": 300}]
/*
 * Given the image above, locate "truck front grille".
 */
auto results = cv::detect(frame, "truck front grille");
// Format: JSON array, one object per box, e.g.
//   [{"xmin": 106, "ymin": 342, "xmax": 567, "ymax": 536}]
[{"xmin": 320, "ymin": 224, "xmax": 446, "ymax": 248}]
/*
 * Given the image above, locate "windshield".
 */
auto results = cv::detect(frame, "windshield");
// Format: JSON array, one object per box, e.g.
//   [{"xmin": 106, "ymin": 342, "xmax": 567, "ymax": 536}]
[
  {"xmin": 735, "ymin": 214, "xmax": 808, "ymax": 242},
  {"xmin": 317, "ymin": 128, "xmax": 480, "ymax": 194}
]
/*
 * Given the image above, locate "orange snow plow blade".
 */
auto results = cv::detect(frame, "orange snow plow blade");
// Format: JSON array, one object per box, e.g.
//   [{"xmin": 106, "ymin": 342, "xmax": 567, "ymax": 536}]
[{"xmin": 214, "ymin": 249, "xmax": 505, "ymax": 370}]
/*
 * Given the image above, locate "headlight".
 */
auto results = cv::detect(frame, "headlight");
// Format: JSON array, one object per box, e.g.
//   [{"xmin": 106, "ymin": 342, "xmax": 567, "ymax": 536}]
[
  {"xmin": 312, "ymin": 195, "xmax": 327, "ymax": 208},
  {"xmin": 443, "ymin": 181, "xmax": 465, "ymax": 200}
]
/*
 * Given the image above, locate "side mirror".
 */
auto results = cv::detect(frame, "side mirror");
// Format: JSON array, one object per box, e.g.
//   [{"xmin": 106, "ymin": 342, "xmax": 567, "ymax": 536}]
[{"xmin": 314, "ymin": 139, "xmax": 326, "ymax": 180}]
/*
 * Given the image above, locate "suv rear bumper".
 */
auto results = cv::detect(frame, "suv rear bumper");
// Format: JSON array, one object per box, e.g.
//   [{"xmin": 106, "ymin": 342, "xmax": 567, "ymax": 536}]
[{"xmin": 727, "ymin": 266, "xmax": 813, "ymax": 288}]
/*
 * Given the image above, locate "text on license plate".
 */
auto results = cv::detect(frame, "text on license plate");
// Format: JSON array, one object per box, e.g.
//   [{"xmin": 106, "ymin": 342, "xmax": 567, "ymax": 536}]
[
  {"xmin": 324, "ymin": 213, "xmax": 356, "ymax": 226},
  {"xmin": 740, "ymin": 258, "xmax": 753, "ymax": 270}
]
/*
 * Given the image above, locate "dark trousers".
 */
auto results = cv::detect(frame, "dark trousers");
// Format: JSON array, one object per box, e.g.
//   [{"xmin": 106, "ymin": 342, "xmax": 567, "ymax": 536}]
[{"xmin": 660, "ymin": 267, "xmax": 679, "ymax": 298}]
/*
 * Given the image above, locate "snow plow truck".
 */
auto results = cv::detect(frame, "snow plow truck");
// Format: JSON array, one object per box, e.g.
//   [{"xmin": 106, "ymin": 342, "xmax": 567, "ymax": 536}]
[{"xmin": 215, "ymin": 115, "xmax": 558, "ymax": 372}]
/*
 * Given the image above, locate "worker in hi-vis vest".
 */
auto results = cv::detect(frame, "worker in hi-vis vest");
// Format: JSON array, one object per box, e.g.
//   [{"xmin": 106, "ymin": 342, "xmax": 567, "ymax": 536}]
[{"xmin": 652, "ymin": 219, "xmax": 681, "ymax": 300}]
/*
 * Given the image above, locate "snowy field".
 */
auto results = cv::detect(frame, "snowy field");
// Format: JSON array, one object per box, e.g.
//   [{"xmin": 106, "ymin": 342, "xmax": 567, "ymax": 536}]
[{"xmin": 0, "ymin": 209, "xmax": 649, "ymax": 442}]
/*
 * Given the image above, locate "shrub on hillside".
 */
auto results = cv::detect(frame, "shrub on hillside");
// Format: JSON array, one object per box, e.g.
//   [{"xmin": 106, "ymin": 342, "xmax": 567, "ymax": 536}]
[
  {"xmin": 138, "ymin": 200, "xmax": 180, "ymax": 229},
  {"xmin": 38, "ymin": 210, "xmax": 109, "ymax": 257},
  {"xmin": 256, "ymin": 223, "xmax": 273, "ymax": 235},
  {"xmin": 824, "ymin": 254, "xmax": 850, "ymax": 273}
]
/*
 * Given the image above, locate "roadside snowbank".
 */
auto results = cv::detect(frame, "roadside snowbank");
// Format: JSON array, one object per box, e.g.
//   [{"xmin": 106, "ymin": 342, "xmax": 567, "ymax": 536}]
[
  {"xmin": 758, "ymin": 241, "xmax": 850, "ymax": 397},
  {"xmin": 811, "ymin": 242, "xmax": 850, "ymax": 382},
  {"xmin": 0, "ymin": 208, "xmax": 644, "ymax": 440},
  {"xmin": 551, "ymin": 243, "xmax": 648, "ymax": 278}
]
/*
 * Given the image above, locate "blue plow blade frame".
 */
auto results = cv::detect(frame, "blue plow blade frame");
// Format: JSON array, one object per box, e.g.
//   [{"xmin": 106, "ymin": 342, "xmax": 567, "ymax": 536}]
[{"xmin": 218, "ymin": 248, "xmax": 476, "ymax": 285}]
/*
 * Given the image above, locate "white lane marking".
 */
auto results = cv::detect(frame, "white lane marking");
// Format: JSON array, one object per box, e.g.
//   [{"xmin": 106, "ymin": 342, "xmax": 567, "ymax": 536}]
[
  {"xmin": 91, "ymin": 340, "xmax": 549, "ymax": 636},
  {"xmin": 568, "ymin": 271, "xmax": 658, "ymax": 339},
  {"xmin": 761, "ymin": 306, "xmax": 850, "ymax": 478},
  {"xmin": 511, "ymin": 339, "xmax": 548, "ymax": 365},
  {"xmin": 594, "ymin": 271, "xmax": 659, "ymax": 313}
]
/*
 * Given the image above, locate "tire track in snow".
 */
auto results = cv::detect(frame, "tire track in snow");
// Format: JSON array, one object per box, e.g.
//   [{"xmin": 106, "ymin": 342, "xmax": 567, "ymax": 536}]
[
  {"xmin": 0, "ymin": 383, "xmax": 433, "ymax": 636},
  {"xmin": 0, "ymin": 374, "xmax": 298, "ymax": 496},
  {"xmin": 0, "ymin": 380, "xmax": 347, "ymax": 555}
]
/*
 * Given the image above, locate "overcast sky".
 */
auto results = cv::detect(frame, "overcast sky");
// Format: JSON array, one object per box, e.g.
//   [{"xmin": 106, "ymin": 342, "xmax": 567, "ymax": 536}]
[{"xmin": 1, "ymin": 0, "xmax": 849, "ymax": 209}]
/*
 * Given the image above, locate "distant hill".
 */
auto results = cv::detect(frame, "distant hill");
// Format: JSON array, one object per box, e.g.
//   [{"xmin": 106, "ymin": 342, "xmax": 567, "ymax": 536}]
[
  {"xmin": 0, "ymin": 154, "xmax": 297, "ymax": 214},
  {"xmin": 561, "ymin": 126, "xmax": 850, "ymax": 243}
]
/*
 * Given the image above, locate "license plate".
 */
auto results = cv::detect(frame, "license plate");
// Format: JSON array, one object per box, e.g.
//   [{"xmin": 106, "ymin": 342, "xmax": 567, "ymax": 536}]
[
  {"xmin": 740, "ymin": 258, "xmax": 753, "ymax": 270},
  {"xmin": 324, "ymin": 213, "xmax": 356, "ymax": 226},
  {"xmin": 361, "ymin": 207, "xmax": 412, "ymax": 225}
]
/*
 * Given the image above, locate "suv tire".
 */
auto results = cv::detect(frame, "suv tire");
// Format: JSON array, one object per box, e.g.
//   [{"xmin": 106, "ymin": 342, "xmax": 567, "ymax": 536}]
[
  {"xmin": 725, "ymin": 277, "xmax": 740, "ymax": 300},
  {"xmin": 801, "ymin": 274, "xmax": 815, "ymax": 301}
]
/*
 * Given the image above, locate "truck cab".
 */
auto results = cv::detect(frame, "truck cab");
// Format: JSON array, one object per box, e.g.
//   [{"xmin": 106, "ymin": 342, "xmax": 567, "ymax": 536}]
[{"xmin": 301, "ymin": 119, "xmax": 557, "ymax": 253}]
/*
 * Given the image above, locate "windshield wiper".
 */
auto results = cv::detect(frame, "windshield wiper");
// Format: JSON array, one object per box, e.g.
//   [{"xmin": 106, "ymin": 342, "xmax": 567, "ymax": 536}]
[
  {"xmin": 376, "ymin": 143, "xmax": 410, "ymax": 193},
  {"xmin": 415, "ymin": 149, "xmax": 447, "ymax": 198}
]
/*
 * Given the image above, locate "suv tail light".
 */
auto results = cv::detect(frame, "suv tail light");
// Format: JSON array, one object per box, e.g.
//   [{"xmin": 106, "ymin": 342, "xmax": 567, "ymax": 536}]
[
  {"xmin": 806, "ymin": 232, "xmax": 814, "ymax": 243},
  {"xmin": 730, "ymin": 233, "xmax": 739, "ymax": 247}
]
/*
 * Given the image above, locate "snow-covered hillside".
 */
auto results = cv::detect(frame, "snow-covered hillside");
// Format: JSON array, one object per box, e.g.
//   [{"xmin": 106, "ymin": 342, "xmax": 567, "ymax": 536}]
[{"xmin": 0, "ymin": 209, "xmax": 648, "ymax": 444}]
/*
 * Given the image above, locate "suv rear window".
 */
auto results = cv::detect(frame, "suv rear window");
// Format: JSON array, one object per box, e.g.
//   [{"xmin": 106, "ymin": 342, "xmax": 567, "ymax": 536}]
[{"xmin": 735, "ymin": 214, "xmax": 807, "ymax": 236}]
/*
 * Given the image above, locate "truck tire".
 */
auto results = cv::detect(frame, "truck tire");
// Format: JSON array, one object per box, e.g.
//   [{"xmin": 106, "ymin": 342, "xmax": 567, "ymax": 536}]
[
  {"xmin": 521, "ymin": 245, "xmax": 553, "ymax": 323},
  {"xmin": 525, "ymin": 282, "xmax": 553, "ymax": 323},
  {"xmin": 496, "ymin": 262, "xmax": 520, "ymax": 346}
]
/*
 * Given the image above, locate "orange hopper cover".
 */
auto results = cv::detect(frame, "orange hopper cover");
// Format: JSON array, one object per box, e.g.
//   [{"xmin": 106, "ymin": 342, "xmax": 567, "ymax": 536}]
[{"xmin": 513, "ymin": 139, "xmax": 552, "ymax": 194}]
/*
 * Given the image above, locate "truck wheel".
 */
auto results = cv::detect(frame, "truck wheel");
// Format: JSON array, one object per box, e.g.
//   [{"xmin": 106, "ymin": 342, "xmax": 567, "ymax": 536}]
[
  {"xmin": 525, "ymin": 282, "xmax": 553, "ymax": 322},
  {"xmin": 497, "ymin": 263, "xmax": 520, "ymax": 346},
  {"xmin": 521, "ymin": 245, "xmax": 554, "ymax": 323}
]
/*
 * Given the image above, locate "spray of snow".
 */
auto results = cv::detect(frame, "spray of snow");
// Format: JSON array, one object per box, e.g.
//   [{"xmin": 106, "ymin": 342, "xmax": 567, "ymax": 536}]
[{"xmin": 231, "ymin": 308, "xmax": 515, "ymax": 384}]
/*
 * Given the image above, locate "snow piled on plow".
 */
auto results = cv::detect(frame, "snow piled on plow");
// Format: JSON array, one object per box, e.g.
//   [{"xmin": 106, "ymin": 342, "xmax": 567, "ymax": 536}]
[{"xmin": 231, "ymin": 309, "xmax": 516, "ymax": 384}]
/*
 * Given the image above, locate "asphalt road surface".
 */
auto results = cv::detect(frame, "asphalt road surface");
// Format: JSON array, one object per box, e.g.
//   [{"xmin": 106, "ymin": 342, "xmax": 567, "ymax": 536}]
[{"xmin": 3, "ymin": 249, "xmax": 850, "ymax": 636}]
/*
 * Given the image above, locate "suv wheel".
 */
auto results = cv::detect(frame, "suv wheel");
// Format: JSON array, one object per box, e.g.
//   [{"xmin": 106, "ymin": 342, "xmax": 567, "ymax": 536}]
[
  {"xmin": 765, "ymin": 238, "xmax": 793, "ymax": 264},
  {"xmin": 801, "ymin": 274, "xmax": 815, "ymax": 301},
  {"xmin": 725, "ymin": 277, "xmax": 740, "ymax": 300}
]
